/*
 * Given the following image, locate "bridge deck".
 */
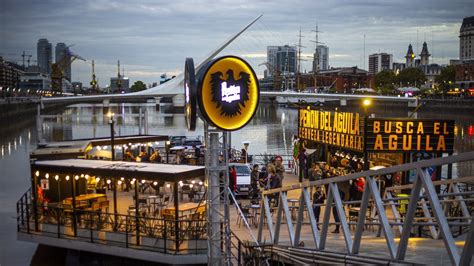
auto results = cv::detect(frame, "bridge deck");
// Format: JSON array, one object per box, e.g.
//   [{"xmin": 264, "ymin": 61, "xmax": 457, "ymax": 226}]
[{"xmin": 229, "ymin": 172, "xmax": 468, "ymax": 265}]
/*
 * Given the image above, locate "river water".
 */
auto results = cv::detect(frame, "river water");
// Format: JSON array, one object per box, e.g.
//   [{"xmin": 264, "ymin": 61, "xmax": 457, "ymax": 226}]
[{"xmin": 0, "ymin": 102, "xmax": 473, "ymax": 265}]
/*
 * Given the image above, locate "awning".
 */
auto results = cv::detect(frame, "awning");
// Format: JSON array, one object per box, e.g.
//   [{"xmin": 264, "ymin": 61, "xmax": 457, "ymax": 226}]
[{"xmin": 31, "ymin": 159, "xmax": 205, "ymax": 182}]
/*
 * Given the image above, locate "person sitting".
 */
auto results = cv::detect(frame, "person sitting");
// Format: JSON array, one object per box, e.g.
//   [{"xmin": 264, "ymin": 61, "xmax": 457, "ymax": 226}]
[
  {"xmin": 124, "ymin": 150, "xmax": 135, "ymax": 161},
  {"xmin": 149, "ymin": 150, "xmax": 162, "ymax": 163}
]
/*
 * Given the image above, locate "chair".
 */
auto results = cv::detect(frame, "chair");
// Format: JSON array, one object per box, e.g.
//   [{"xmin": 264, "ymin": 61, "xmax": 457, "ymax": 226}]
[{"xmin": 154, "ymin": 195, "xmax": 170, "ymax": 216}]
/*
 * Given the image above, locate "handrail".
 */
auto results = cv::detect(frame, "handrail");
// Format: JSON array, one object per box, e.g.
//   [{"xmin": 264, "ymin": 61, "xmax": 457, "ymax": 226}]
[
  {"xmin": 262, "ymin": 151, "xmax": 474, "ymax": 195},
  {"xmin": 256, "ymin": 151, "xmax": 474, "ymax": 266}
]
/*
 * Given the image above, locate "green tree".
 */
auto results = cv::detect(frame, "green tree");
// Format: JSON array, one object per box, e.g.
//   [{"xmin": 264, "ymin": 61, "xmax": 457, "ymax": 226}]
[
  {"xmin": 435, "ymin": 65, "xmax": 455, "ymax": 95},
  {"xmin": 375, "ymin": 70, "xmax": 396, "ymax": 95},
  {"xmin": 131, "ymin": 81, "xmax": 147, "ymax": 92},
  {"xmin": 396, "ymin": 68, "xmax": 427, "ymax": 87}
]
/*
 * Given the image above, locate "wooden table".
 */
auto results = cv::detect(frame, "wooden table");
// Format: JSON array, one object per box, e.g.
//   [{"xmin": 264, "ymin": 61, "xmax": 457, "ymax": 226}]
[
  {"xmin": 63, "ymin": 193, "xmax": 107, "ymax": 208},
  {"xmin": 164, "ymin": 202, "xmax": 204, "ymax": 218}
]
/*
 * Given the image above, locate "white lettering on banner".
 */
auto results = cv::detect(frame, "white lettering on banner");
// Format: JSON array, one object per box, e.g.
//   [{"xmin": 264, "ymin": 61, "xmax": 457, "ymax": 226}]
[{"xmin": 221, "ymin": 81, "xmax": 241, "ymax": 103}]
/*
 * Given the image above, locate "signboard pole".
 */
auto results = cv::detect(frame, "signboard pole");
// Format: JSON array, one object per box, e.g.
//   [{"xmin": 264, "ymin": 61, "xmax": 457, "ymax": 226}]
[{"xmin": 363, "ymin": 115, "xmax": 369, "ymax": 171}]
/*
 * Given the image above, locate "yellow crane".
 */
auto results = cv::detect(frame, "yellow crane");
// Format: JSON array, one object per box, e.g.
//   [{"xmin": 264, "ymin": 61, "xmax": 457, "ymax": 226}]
[{"xmin": 51, "ymin": 47, "xmax": 85, "ymax": 92}]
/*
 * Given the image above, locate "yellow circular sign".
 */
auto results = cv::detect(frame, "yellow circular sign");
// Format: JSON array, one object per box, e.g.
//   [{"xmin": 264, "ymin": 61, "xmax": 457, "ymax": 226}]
[{"xmin": 197, "ymin": 56, "xmax": 259, "ymax": 131}]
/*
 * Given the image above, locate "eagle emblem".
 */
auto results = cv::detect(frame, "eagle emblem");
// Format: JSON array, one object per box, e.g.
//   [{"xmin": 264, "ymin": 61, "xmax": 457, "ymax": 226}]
[{"xmin": 210, "ymin": 69, "xmax": 251, "ymax": 117}]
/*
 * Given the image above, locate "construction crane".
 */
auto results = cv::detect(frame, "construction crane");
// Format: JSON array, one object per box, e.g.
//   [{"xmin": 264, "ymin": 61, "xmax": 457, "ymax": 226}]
[
  {"xmin": 89, "ymin": 60, "xmax": 100, "ymax": 94},
  {"xmin": 51, "ymin": 47, "xmax": 85, "ymax": 92},
  {"xmin": 259, "ymin": 61, "xmax": 283, "ymax": 91}
]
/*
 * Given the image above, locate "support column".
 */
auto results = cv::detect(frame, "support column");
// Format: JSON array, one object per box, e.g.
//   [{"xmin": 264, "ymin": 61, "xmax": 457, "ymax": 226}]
[
  {"xmin": 71, "ymin": 176, "xmax": 77, "ymax": 237},
  {"xmin": 134, "ymin": 180, "xmax": 140, "ymax": 245},
  {"xmin": 113, "ymin": 178, "xmax": 118, "ymax": 231},
  {"xmin": 208, "ymin": 133, "xmax": 222, "ymax": 265},
  {"xmin": 174, "ymin": 181, "xmax": 179, "ymax": 251},
  {"xmin": 31, "ymin": 169, "xmax": 39, "ymax": 232},
  {"xmin": 138, "ymin": 107, "xmax": 143, "ymax": 135}
]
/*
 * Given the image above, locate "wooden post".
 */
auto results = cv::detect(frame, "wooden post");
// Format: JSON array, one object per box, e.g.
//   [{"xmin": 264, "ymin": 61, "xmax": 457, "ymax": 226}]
[
  {"xmin": 72, "ymin": 176, "xmax": 77, "ymax": 237},
  {"xmin": 113, "ymin": 178, "xmax": 118, "ymax": 231}
]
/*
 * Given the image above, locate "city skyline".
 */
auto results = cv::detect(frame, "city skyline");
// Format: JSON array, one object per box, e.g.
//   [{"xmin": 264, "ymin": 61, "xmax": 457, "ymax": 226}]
[{"xmin": 1, "ymin": 0, "xmax": 473, "ymax": 87}]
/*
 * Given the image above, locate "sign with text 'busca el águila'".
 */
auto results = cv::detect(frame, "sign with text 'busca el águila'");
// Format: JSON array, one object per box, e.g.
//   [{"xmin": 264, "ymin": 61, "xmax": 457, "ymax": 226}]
[
  {"xmin": 366, "ymin": 118, "xmax": 455, "ymax": 152},
  {"xmin": 197, "ymin": 56, "xmax": 259, "ymax": 131}
]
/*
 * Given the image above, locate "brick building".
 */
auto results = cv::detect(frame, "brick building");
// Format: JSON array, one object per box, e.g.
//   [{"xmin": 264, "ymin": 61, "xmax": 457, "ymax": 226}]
[{"xmin": 0, "ymin": 56, "xmax": 25, "ymax": 91}]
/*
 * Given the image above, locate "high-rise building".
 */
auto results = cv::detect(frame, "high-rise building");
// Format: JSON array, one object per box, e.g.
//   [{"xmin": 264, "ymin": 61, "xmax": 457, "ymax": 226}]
[
  {"xmin": 37, "ymin": 39, "xmax": 52, "ymax": 74},
  {"xmin": 419, "ymin": 42, "xmax": 431, "ymax": 66},
  {"xmin": 266, "ymin": 45, "xmax": 297, "ymax": 76},
  {"xmin": 405, "ymin": 44, "xmax": 416, "ymax": 68},
  {"xmin": 0, "ymin": 57, "xmax": 24, "ymax": 90},
  {"xmin": 55, "ymin": 43, "xmax": 71, "ymax": 81},
  {"xmin": 110, "ymin": 76, "xmax": 129, "ymax": 93},
  {"xmin": 317, "ymin": 45, "xmax": 329, "ymax": 71},
  {"xmin": 368, "ymin": 53, "xmax": 393, "ymax": 74},
  {"xmin": 460, "ymin": 16, "xmax": 474, "ymax": 62}
]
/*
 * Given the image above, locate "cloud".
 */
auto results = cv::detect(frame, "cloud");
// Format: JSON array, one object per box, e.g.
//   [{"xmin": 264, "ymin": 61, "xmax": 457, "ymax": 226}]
[{"xmin": 1, "ymin": 0, "xmax": 472, "ymax": 85}]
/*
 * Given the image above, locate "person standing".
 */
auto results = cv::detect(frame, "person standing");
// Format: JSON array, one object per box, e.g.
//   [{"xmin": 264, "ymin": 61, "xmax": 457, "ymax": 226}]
[
  {"xmin": 229, "ymin": 166, "xmax": 237, "ymax": 204},
  {"xmin": 312, "ymin": 187, "xmax": 325, "ymax": 230},
  {"xmin": 298, "ymin": 148, "xmax": 307, "ymax": 182},
  {"xmin": 275, "ymin": 155, "xmax": 285, "ymax": 184},
  {"xmin": 250, "ymin": 164, "xmax": 259, "ymax": 202}
]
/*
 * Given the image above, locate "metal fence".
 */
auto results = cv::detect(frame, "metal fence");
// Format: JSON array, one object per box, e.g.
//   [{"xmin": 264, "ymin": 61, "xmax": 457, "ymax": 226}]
[
  {"xmin": 16, "ymin": 189, "xmax": 208, "ymax": 255},
  {"xmin": 256, "ymin": 151, "xmax": 474, "ymax": 266}
]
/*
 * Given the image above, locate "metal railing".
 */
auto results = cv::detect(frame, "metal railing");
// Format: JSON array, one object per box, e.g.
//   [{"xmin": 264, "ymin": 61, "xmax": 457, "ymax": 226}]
[
  {"xmin": 16, "ymin": 193, "xmax": 208, "ymax": 255},
  {"xmin": 256, "ymin": 151, "xmax": 474, "ymax": 266}
]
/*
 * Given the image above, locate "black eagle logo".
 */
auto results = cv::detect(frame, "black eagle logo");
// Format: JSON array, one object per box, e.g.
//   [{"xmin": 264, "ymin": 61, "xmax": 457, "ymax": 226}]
[{"xmin": 210, "ymin": 69, "xmax": 251, "ymax": 117}]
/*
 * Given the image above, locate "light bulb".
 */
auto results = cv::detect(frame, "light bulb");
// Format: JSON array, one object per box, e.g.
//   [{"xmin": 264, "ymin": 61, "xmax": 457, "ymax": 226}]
[
  {"xmin": 199, "ymin": 181, "xmax": 203, "ymax": 186},
  {"xmin": 75, "ymin": 175, "xmax": 79, "ymax": 180},
  {"xmin": 54, "ymin": 175, "xmax": 59, "ymax": 181},
  {"xmin": 141, "ymin": 180, "xmax": 146, "ymax": 184},
  {"xmin": 35, "ymin": 171, "xmax": 40, "ymax": 177},
  {"xmin": 85, "ymin": 174, "xmax": 89, "ymax": 179},
  {"xmin": 45, "ymin": 173, "xmax": 49, "ymax": 179},
  {"xmin": 96, "ymin": 177, "xmax": 100, "ymax": 182},
  {"xmin": 65, "ymin": 175, "xmax": 70, "ymax": 181},
  {"xmin": 190, "ymin": 184, "xmax": 193, "ymax": 188},
  {"xmin": 106, "ymin": 179, "xmax": 111, "ymax": 184},
  {"xmin": 118, "ymin": 180, "xmax": 122, "ymax": 185},
  {"xmin": 131, "ymin": 180, "xmax": 135, "ymax": 185},
  {"xmin": 166, "ymin": 183, "xmax": 171, "ymax": 188},
  {"xmin": 120, "ymin": 177, "xmax": 124, "ymax": 181},
  {"xmin": 191, "ymin": 180, "xmax": 195, "ymax": 184},
  {"xmin": 153, "ymin": 181, "xmax": 158, "ymax": 186},
  {"xmin": 81, "ymin": 174, "xmax": 84, "ymax": 178}
]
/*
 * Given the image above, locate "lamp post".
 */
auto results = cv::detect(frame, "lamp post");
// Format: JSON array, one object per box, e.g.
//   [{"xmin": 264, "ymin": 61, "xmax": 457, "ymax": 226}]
[
  {"xmin": 107, "ymin": 112, "xmax": 115, "ymax": 161},
  {"xmin": 362, "ymin": 99, "xmax": 371, "ymax": 171},
  {"xmin": 243, "ymin": 141, "xmax": 250, "ymax": 164},
  {"xmin": 165, "ymin": 140, "xmax": 171, "ymax": 164},
  {"xmin": 107, "ymin": 111, "xmax": 118, "ymax": 230}
]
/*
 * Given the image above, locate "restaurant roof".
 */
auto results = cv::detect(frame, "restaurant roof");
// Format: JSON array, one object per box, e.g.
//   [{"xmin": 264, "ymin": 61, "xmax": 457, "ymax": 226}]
[{"xmin": 32, "ymin": 159, "xmax": 205, "ymax": 182}]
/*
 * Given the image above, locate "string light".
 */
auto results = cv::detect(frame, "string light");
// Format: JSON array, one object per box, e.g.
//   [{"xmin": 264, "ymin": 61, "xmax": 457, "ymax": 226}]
[
  {"xmin": 166, "ymin": 183, "xmax": 171, "ymax": 188},
  {"xmin": 81, "ymin": 174, "xmax": 84, "ymax": 178},
  {"xmin": 95, "ymin": 177, "xmax": 100, "ymax": 182},
  {"xmin": 75, "ymin": 175, "xmax": 79, "ymax": 180},
  {"xmin": 45, "ymin": 173, "xmax": 49, "ymax": 179},
  {"xmin": 85, "ymin": 174, "xmax": 89, "ymax": 180},
  {"xmin": 106, "ymin": 179, "xmax": 111, "ymax": 184},
  {"xmin": 118, "ymin": 180, "xmax": 122, "ymax": 185},
  {"xmin": 35, "ymin": 171, "xmax": 40, "ymax": 177},
  {"xmin": 141, "ymin": 180, "xmax": 146, "ymax": 184},
  {"xmin": 132, "ymin": 178, "xmax": 136, "ymax": 182},
  {"xmin": 54, "ymin": 175, "xmax": 59, "ymax": 181},
  {"xmin": 130, "ymin": 180, "xmax": 135, "ymax": 185},
  {"xmin": 199, "ymin": 181, "xmax": 203, "ymax": 186},
  {"xmin": 190, "ymin": 184, "xmax": 194, "ymax": 188},
  {"xmin": 121, "ymin": 177, "xmax": 125, "ymax": 181},
  {"xmin": 153, "ymin": 181, "xmax": 158, "ymax": 186},
  {"xmin": 65, "ymin": 175, "xmax": 70, "ymax": 181},
  {"xmin": 191, "ymin": 180, "xmax": 196, "ymax": 184}
]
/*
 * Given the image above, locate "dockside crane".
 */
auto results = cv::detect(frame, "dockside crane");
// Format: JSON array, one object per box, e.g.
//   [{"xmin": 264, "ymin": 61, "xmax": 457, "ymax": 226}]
[{"xmin": 51, "ymin": 46, "xmax": 85, "ymax": 92}]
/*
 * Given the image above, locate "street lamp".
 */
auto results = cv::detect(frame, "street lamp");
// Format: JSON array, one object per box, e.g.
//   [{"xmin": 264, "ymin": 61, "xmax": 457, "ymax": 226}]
[
  {"xmin": 107, "ymin": 112, "xmax": 115, "ymax": 161},
  {"xmin": 362, "ymin": 99, "xmax": 371, "ymax": 171},
  {"xmin": 165, "ymin": 140, "xmax": 171, "ymax": 164}
]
